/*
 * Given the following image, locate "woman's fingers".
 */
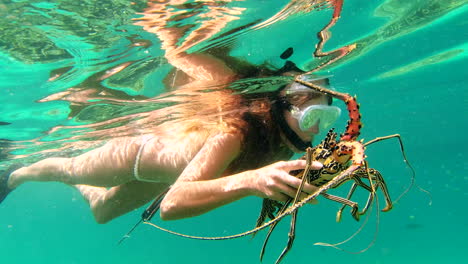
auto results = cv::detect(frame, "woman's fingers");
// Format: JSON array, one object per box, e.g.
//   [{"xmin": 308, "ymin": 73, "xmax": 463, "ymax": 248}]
[
  {"xmin": 275, "ymin": 160, "xmax": 307, "ymax": 171},
  {"xmin": 251, "ymin": 159, "xmax": 324, "ymax": 203},
  {"xmin": 275, "ymin": 160, "xmax": 323, "ymax": 171},
  {"xmin": 277, "ymin": 183, "xmax": 320, "ymax": 204},
  {"xmin": 309, "ymin": 161, "xmax": 323, "ymax": 170},
  {"xmin": 277, "ymin": 183, "xmax": 299, "ymax": 199},
  {"xmin": 275, "ymin": 170, "xmax": 318, "ymax": 194},
  {"xmin": 270, "ymin": 192, "xmax": 291, "ymax": 203}
]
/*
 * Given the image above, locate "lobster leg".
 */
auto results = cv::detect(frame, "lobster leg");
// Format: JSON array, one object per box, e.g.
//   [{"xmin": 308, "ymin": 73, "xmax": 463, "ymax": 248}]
[
  {"xmin": 358, "ymin": 189, "xmax": 375, "ymax": 216},
  {"xmin": 354, "ymin": 167, "xmax": 393, "ymax": 214},
  {"xmin": 335, "ymin": 182, "xmax": 358, "ymax": 222},
  {"xmin": 335, "ymin": 175, "xmax": 378, "ymax": 222},
  {"xmin": 321, "ymin": 192, "xmax": 360, "ymax": 221},
  {"xmin": 357, "ymin": 190, "xmax": 375, "ymax": 217},
  {"xmin": 259, "ymin": 200, "xmax": 291, "ymax": 262},
  {"xmin": 254, "ymin": 199, "xmax": 282, "ymax": 237},
  {"xmin": 372, "ymin": 170, "xmax": 393, "ymax": 212},
  {"xmin": 357, "ymin": 162, "xmax": 380, "ymax": 216},
  {"xmin": 275, "ymin": 209, "xmax": 299, "ymax": 264},
  {"xmin": 350, "ymin": 174, "xmax": 375, "ymax": 216}
]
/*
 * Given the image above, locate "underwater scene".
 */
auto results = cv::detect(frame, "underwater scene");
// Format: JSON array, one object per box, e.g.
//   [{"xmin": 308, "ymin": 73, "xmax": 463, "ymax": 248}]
[{"xmin": 0, "ymin": 0, "xmax": 467, "ymax": 263}]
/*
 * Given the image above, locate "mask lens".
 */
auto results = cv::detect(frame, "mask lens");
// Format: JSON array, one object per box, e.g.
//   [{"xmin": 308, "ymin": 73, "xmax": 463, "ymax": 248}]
[{"xmin": 298, "ymin": 105, "xmax": 341, "ymax": 132}]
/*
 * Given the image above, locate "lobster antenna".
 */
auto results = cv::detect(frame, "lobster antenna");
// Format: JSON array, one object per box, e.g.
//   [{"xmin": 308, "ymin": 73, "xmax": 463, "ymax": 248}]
[
  {"xmin": 364, "ymin": 135, "xmax": 432, "ymax": 206},
  {"xmin": 314, "ymin": 194, "xmax": 379, "ymax": 254},
  {"xmin": 292, "ymin": 148, "xmax": 313, "ymax": 205},
  {"xmin": 143, "ymin": 170, "xmax": 350, "ymax": 241},
  {"xmin": 117, "ymin": 219, "xmax": 143, "ymax": 245},
  {"xmin": 314, "ymin": 161, "xmax": 380, "ymax": 253},
  {"xmin": 118, "ymin": 188, "xmax": 170, "ymax": 244}
]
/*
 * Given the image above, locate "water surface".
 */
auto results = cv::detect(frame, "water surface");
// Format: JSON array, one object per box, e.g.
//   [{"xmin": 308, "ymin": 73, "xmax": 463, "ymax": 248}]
[{"xmin": 0, "ymin": 1, "xmax": 467, "ymax": 263}]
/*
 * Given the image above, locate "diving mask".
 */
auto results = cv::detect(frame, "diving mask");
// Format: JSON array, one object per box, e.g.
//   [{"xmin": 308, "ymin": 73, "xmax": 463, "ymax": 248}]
[{"xmin": 290, "ymin": 104, "xmax": 341, "ymax": 132}]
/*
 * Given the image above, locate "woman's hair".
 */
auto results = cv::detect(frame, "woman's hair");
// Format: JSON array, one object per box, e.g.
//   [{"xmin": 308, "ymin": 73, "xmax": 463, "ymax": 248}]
[{"xmin": 161, "ymin": 81, "xmax": 279, "ymax": 143}]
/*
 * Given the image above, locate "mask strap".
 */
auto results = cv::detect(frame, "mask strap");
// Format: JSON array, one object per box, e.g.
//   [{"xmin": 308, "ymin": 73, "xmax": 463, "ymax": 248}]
[{"xmin": 271, "ymin": 99, "xmax": 309, "ymax": 152}]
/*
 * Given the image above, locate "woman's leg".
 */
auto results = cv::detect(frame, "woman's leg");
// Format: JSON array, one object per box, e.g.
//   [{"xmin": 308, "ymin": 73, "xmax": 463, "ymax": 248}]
[
  {"xmin": 8, "ymin": 137, "xmax": 142, "ymax": 189},
  {"xmin": 76, "ymin": 181, "xmax": 170, "ymax": 224}
]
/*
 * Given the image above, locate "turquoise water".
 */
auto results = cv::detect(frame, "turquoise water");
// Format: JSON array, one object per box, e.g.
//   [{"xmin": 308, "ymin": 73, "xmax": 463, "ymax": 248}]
[{"xmin": 1, "ymin": 0, "xmax": 467, "ymax": 263}]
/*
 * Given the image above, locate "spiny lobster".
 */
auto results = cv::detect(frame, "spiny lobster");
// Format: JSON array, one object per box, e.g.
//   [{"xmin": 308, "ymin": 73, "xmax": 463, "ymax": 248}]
[{"xmin": 251, "ymin": 77, "xmax": 403, "ymax": 263}]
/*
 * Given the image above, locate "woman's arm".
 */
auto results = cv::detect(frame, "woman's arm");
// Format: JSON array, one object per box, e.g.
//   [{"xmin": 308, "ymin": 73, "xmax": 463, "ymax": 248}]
[
  {"xmin": 134, "ymin": 2, "xmax": 239, "ymax": 85},
  {"xmin": 159, "ymin": 133, "xmax": 322, "ymax": 220}
]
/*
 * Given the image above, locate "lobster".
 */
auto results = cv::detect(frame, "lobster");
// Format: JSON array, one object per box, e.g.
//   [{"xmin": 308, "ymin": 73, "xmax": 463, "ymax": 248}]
[{"xmin": 251, "ymin": 77, "xmax": 405, "ymax": 263}]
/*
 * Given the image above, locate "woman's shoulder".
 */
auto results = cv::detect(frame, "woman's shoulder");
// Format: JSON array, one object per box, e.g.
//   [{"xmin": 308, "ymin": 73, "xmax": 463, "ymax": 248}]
[{"xmin": 206, "ymin": 131, "xmax": 244, "ymax": 151}]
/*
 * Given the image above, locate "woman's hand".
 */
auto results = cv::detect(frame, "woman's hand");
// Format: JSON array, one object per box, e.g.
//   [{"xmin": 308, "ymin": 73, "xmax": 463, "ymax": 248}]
[{"xmin": 246, "ymin": 160, "xmax": 323, "ymax": 203}]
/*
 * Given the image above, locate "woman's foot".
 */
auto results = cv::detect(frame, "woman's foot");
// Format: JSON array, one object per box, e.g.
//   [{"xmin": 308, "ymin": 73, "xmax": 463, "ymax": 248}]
[{"xmin": 0, "ymin": 164, "xmax": 22, "ymax": 203}]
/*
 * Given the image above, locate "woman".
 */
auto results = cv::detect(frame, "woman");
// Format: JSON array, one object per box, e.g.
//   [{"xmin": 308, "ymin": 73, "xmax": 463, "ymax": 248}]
[
  {"xmin": 0, "ymin": 59, "xmax": 339, "ymax": 224},
  {"xmin": 0, "ymin": 1, "xmax": 342, "ymax": 224}
]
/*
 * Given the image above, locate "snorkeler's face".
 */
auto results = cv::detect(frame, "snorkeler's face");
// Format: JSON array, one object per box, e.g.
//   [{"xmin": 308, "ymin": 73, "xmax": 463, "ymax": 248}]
[{"xmin": 284, "ymin": 94, "xmax": 330, "ymax": 142}]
